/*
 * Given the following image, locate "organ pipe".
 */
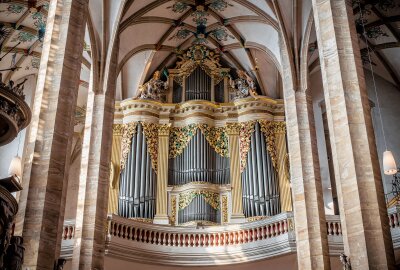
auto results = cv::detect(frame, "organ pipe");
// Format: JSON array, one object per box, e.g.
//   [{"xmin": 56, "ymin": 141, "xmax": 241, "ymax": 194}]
[
  {"xmin": 241, "ymin": 122, "xmax": 281, "ymax": 217},
  {"xmin": 178, "ymin": 196, "xmax": 220, "ymax": 224},
  {"xmin": 118, "ymin": 123, "xmax": 157, "ymax": 219},
  {"xmin": 168, "ymin": 130, "xmax": 230, "ymax": 185},
  {"xmin": 185, "ymin": 67, "xmax": 212, "ymax": 101}
]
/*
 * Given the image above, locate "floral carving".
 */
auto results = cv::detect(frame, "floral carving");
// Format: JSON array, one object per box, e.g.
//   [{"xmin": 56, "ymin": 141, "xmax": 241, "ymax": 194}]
[
  {"xmin": 141, "ymin": 122, "xmax": 160, "ymax": 172},
  {"xmin": 169, "ymin": 123, "xmax": 229, "ymax": 158},
  {"xmin": 169, "ymin": 124, "xmax": 198, "ymax": 158},
  {"xmin": 198, "ymin": 124, "xmax": 229, "ymax": 157},
  {"xmin": 178, "ymin": 190, "xmax": 220, "ymax": 210},
  {"xmin": 222, "ymin": 195, "xmax": 228, "ymax": 223},
  {"xmin": 170, "ymin": 196, "xmax": 177, "ymax": 225},
  {"xmin": 120, "ymin": 123, "xmax": 138, "ymax": 170},
  {"xmin": 112, "ymin": 124, "xmax": 124, "ymax": 136},
  {"xmin": 258, "ymin": 120, "xmax": 278, "ymax": 169},
  {"xmin": 258, "ymin": 120, "xmax": 287, "ymax": 170},
  {"xmin": 238, "ymin": 121, "xmax": 256, "ymax": 172}
]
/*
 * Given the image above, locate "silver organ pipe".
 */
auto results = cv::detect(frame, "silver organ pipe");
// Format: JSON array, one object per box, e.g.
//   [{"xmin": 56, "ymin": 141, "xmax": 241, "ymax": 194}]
[
  {"xmin": 168, "ymin": 130, "xmax": 230, "ymax": 185},
  {"xmin": 185, "ymin": 67, "xmax": 212, "ymax": 101},
  {"xmin": 178, "ymin": 196, "xmax": 220, "ymax": 224},
  {"xmin": 241, "ymin": 122, "xmax": 281, "ymax": 217},
  {"xmin": 118, "ymin": 123, "xmax": 157, "ymax": 219},
  {"xmin": 215, "ymin": 80, "xmax": 225, "ymax": 103}
]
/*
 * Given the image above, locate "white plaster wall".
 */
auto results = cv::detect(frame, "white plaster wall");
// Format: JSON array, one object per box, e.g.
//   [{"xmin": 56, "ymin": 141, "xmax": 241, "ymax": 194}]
[
  {"xmin": 0, "ymin": 75, "xmax": 36, "ymax": 180},
  {"xmin": 365, "ymin": 70, "xmax": 400, "ymax": 200},
  {"xmin": 309, "ymin": 67, "xmax": 400, "ymax": 208},
  {"xmin": 309, "ymin": 70, "xmax": 334, "ymax": 215}
]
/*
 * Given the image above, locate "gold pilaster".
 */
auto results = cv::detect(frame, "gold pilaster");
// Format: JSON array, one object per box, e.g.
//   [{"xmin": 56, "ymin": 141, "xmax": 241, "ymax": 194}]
[
  {"xmin": 226, "ymin": 123, "xmax": 245, "ymax": 223},
  {"xmin": 274, "ymin": 122, "xmax": 292, "ymax": 212},
  {"xmin": 154, "ymin": 124, "xmax": 171, "ymax": 224}
]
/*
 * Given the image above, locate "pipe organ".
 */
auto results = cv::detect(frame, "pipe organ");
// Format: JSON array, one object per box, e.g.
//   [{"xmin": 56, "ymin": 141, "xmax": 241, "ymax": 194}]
[
  {"xmin": 118, "ymin": 123, "xmax": 157, "ymax": 219},
  {"xmin": 168, "ymin": 130, "xmax": 230, "ymax": 186},
  {"xmin": 241, "ymin": 122, "xmax": 280, "ymax": 217},
  {"xmin": 111, "ymin": 44, "xmax": 291, "ymax": 226}
]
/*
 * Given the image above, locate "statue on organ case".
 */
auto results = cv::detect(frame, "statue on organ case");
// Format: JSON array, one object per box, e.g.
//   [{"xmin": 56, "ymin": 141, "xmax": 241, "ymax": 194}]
[
  {"xmin": 135, "ymin": 71, "xmax": 168, "ymax": 101},
  {"xmin": 229, "ymin": 70, "xmax": 258, "ymax": 100}
]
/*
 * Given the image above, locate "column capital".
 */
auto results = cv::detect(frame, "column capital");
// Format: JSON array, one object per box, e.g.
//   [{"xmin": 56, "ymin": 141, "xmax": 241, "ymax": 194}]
[
  {"xmin": 226, "ymin": 123, "xmax": 240, "ymax": 135},
  {"xmin": 158, "ymin": 123, "xmax": 171, "ymax": 137}
]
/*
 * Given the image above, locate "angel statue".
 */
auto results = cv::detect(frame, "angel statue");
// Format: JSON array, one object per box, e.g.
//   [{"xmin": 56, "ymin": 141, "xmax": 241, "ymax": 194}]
[
  {"xmin": 135, "ymin": 71, "xmax": 168, "ymax": 101},
  {"xmin": 229, "ymin": 70, "xmax": 258, "ymax": 100}
]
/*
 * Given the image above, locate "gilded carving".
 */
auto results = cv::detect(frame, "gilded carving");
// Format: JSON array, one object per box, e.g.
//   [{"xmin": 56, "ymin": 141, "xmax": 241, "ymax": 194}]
[
  {"xmin": 141, "ymin": 122, "xmax": 160, "ymax": 172},
  {"xmin": 135, "ymin": 71, "xmax": 168, "ymax": 102},
  {"xmin": 170, "ymin": 196, "xmax": 177, "ymax": 225},
  {"xmin": 238, "ymin": 121, "xmax": 256, "ymax": 172},
  {"xmin": 169, "ymin": 123, "xmax": 229, "ymax": 158},
  {"xmin": 171, "ymin": 45, "xmax": 230, "ymax": 86},
  {"xmin": 120, "ymin": 123, "xmax": 138, "ymax": 170},
  {"xmin": 225, "ymin": 123, "xmax": 241, "ymax": 135},
  {"xmin": 169, "ymin": 124, "xmax": 198, "ymax": 158},
  {"xmin": 222, "ymin": 195, "xmax": 228, "ymax": 223},
  {"xmin": 198, "ymin": 124, "xmax": 229, "ymax": 157},
  {"xmin": 112, "ymin": 124, "xmax": 124, "ymax": 136},
  {"xmin": 178, "ymin": 190, "xmax": 220, "ymax": 210},
  {"xmin": 229, "ymin": 70, "xmax": 258, "ymax": 100},
  {"xmin": 158, "ymin": 123, "xmax": 171, "ymax": 136},
  {"xmin": 258, "ymin": 120, "xmax": 279, "ymax": 169}
]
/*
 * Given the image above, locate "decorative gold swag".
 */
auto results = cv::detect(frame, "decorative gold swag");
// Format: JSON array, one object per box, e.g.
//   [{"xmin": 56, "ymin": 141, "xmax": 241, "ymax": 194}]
[
  {"xmin": 119, "ymin": 120, "xmax": 286, "ymax": 175},
  {"xmin": 169, "ymin": 124, "xmax": 229, "ymax": 158},
  {"xmin": 239, "ymin": 120, "xmax": 286, "ymax": 173},
  {"xmin": 178, "ymin": 190, "xmax": 220, "ymax": 210},
  {"xmin": 119, "ymin": 122, "xmax": 159, "ymax": 172}
]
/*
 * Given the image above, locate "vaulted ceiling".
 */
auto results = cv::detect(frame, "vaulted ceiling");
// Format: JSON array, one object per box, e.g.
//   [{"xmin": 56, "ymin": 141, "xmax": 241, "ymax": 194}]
[
  {"xmin": 0, "ymin": 0, "xmax": 399, "ymax": 102},
  {"xmin": 116, "ymin": 0, "xmax": 284, "ymax": 100}
]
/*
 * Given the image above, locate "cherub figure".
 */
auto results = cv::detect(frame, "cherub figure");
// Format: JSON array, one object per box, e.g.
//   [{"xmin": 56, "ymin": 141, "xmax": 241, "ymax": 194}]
[
  {"xmin": 135, "ymin": 71, "xmax": 168, "ymax": 101},
  {"xmin": 229, "ymin": 70, "xmax": 258, "ymax": 100}
]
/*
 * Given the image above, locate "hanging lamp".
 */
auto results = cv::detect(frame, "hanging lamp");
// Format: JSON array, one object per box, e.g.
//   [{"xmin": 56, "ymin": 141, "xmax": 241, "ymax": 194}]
[{"xmin": 357, "ymin": 1, "xmax": 397, "ymax": 175}]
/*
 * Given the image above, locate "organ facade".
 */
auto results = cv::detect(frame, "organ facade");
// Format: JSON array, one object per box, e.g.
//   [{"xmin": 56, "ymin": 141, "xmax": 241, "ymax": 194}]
[{"xmin": 108, "ymin": 45, "xmax": 291, "ymax": 227}]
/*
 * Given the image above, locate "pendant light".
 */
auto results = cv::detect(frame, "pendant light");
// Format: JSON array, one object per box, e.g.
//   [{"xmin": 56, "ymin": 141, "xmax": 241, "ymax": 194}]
[
  {"xmin": 8, "ymin": 133, "xmax": 22, "ymax": 180},
  {"xmin": 357, "ymin": 1, "xmax": 397, "ymax": 175}
]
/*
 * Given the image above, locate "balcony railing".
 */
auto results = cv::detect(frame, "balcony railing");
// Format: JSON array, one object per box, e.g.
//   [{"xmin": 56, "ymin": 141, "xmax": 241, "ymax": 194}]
[{"xmin": 61, "ymin": 207, "xmax": 400, "ymax": 266}]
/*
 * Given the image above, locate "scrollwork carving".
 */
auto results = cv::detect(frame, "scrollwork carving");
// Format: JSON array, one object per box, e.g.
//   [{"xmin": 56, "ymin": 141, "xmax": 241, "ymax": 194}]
[
  {"xmin": 178, "ymin": 190, "xmax": 220, "ymax": 210},
  {"xmin": 120, "ymin": 123, "xmax": 138, "ymax": 170},
  {"xmin": 141, "ymin": 122, "xmax": 160, "ymax": 172}
]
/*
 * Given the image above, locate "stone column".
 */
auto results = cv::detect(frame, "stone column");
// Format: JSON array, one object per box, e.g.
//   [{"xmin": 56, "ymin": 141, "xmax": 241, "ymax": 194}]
[
  {"xmin": 71, "ymin": 40, "xmax": 118, "ymax": 269},
  {"xmin": 153, "ymin": 124, "xmax": 171, "ymax": 225},
  {"xmin": 226, "ymin": 123, "xmax": 245, "ymax": 223},
  {"xmin": 72, "ymin": 91, "xmax": 115, "ymax": 270},
  {"xmin": 312, "ymin": 0, "xmax": 395, "ymax": 268},
  {"xmin": 14, "ymin": 0, "xmax": 87, "ymax": 269},
  {"xmin": 280, "ymin": 45, "xmax": 330, "ymax": 269}
]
